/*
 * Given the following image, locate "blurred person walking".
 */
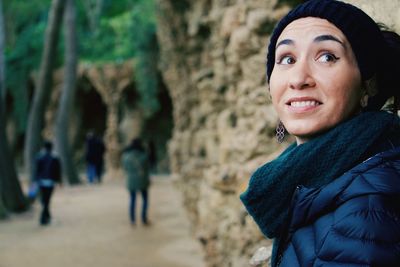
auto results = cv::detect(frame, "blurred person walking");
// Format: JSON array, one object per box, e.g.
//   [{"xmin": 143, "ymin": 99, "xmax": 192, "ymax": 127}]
[
  {"xmin": 122, "ymin": 138, "xmax": 151, "ymax": 226},
  {"xmin": 85, "ymin": 131, "xmax": 105, "ymax": 184},
  {"xmin": 34, "ymin": 140, "xmax": 62, "ymax": 225}
]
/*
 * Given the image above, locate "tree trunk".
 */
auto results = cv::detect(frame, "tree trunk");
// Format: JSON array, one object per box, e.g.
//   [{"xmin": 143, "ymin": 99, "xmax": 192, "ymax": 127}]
[
  {"xmin": 0, "ymin": 0, "xmax": 4, "ymax": 105},
  {"xmin": 55, "ymin": 0, "xmax": 80, "ymax": 185},
  {"xmin": 0, "ymin": 108, "xmax": 28, "ymax": 212},
  {"xmin": 0, "ymin": 197, "xmax": 7, "ymax": 219},
  {"xmin": 0, "ymin": 0, "xmax": 28, "ymax": 213},
  {"xmin": 24, "ymin": 0, "xmax": 66, "ymax": 180}
]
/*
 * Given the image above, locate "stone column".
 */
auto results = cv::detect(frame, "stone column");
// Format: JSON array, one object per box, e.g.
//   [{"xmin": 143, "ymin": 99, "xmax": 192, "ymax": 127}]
[{"xmin": 85, "ymin": 61, "xmax": 133, "ymax": 176}]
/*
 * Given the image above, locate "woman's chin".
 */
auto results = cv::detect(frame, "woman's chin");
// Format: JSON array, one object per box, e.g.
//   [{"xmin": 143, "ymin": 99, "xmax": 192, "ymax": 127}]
[{"xmin": 289, "ymin": 128, "xmax": 325, "ymax": 144}]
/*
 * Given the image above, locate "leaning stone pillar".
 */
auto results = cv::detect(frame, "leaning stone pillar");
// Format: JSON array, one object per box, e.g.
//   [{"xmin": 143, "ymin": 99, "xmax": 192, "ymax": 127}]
[{"xmin": 84, "ymin": 61, "xmax": 133, "ymax": 177}]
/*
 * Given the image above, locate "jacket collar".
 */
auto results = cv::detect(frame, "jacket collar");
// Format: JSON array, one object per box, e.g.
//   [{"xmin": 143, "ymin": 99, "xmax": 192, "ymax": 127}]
[{"xmin": 288, "ymin": 146, "xmax": 400, "ymax": 232}]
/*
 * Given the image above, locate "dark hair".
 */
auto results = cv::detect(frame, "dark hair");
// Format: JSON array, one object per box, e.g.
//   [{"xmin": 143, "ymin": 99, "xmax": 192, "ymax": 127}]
[
  {"xmin": 365, "ymin": 27, "xmax": 400, "ymax": 112},
  {"xmin": 124, "ymin": 138, "xmax": 145, "ymax": 153},
  {"xmin": 43, "ymin": 140, "xmax": 53, "ymax": 151}
]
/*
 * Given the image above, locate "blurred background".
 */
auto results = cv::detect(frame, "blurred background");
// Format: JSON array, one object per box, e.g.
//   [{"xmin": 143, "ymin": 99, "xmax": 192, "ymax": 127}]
[{"xmin": 0, "ymin": 0, "xmax": 399, "ymax": 266}]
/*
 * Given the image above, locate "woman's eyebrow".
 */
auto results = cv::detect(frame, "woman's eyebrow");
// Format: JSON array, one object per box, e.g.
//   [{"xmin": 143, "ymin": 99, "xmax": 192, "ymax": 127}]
[
  {"xmin": 314, "ymin": 34, "xmax": 344, "ymax": 47},
  {"xmin": 276, "ymin": 35, "xmax": 344, "ymax": 49},
  {"xmin": 276, "ymin": 39, "xmax": 294, "ymax": 49}
]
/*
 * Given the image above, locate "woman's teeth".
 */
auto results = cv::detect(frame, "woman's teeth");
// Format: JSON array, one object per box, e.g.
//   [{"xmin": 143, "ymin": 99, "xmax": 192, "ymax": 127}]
[{"xmin": 290, "ymin": 101, "xmax": 319, "ymax": 107}]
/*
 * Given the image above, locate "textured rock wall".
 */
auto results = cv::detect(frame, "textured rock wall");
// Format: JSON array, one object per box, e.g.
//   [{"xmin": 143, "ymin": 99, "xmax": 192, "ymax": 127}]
[{"xmin": 156, "ymin": 0, "xmax": 400, "ymax": 266}]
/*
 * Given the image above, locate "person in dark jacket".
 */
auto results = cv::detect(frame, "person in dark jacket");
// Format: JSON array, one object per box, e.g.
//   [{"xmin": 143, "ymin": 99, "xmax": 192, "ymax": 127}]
[
  {"xmin": 85, "ymin": 132, "xmax": 106, "ymax": 184},
  {"xmin": 122, "ymin": 138, "xmax": 151, "ymax": 226},
  {"xmin": 35, "ymin": 141, "xmax": 62, "ymax": 226},
  {"xmin": 240, "ymin": 1, "xmax": 400, "ymax": 266}
]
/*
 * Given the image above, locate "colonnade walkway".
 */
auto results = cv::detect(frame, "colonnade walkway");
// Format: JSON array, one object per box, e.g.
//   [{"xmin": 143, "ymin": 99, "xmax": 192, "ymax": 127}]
[{"xmin": 0, "ymin": 175, "xmax": 205, "ymax": 267}]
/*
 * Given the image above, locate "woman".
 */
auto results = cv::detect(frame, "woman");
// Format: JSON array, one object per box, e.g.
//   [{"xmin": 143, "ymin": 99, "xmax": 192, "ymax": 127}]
[
  {"xmin": 240, "ymin": 0, "xmax": 400, "ymax": 266},
  {"xmin": 122, "ymin": 138, "xmax": 151, "ymax": 226}
]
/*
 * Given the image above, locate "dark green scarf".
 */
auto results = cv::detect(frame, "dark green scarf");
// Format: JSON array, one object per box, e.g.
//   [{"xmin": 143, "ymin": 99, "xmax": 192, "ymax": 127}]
[{"xmin": 240, "ymin": 111, "xmax": 400, "ymax": 239}]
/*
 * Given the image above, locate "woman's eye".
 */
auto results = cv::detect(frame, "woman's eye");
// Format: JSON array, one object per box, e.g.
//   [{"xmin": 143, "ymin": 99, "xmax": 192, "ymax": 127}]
[
  {"xmin": 317, "ymin": 53, "xmax": 340, "ymax": 63},
  {"xmin": 277, "ymin": 55, "xmax": 295, "ymax": 65}
]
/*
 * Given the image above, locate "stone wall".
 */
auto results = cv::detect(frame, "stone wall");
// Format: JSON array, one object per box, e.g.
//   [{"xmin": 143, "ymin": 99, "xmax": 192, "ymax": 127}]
[{"xmin": 155, "ymin": 0, "xmax": 400, "ymax": 266}]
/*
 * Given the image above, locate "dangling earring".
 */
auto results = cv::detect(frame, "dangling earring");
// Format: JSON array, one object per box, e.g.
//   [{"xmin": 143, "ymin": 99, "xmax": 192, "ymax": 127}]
[
  {"xmin": 360, "ymin": 94, "xmax": 369, "ymax": 108},
  {"xmin": 276, "ymin": 121, "xmax": 285, "ymax": 143}
]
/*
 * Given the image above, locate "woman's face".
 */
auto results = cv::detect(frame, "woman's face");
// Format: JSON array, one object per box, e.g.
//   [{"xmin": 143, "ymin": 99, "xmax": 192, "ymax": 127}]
[{"xmin": 269, "ymin": 17, "xmax": 363, "ymax": 144}]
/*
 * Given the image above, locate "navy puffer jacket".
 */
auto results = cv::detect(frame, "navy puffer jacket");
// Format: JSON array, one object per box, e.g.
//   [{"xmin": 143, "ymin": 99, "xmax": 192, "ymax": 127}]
[{"xmin": 277, "ymin": 146, "xmax": 400, "ymax": 266}]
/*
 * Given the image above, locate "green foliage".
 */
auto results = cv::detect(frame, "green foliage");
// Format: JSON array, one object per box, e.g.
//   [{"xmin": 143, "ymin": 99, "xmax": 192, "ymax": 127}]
[
  {"xmin": 78, "ymin": 0, "xmax": 139, "ymax": 62},
  {"xmin": 79, "ymin": 10, "xmax": 136, "ymax": 62},
  {"xmin": 4, "ymin": 0, "xmax": 51, "ymax": 38},
  {"xmin": 130, "ymin": 0, "xmax": 159, "ymax": 117},
  {"xmin": 78, "ymin": 0, "xmax": 160, "ymax": 116},
  {"xmin": 102, "ymin": 0, "xmax": 137, "ymax": 18},
  {"xmin": 4, "ymin": 0, "xmax": 161, "ymax": 128},
  {"xmin": 4, "ymin": 0, "xmax": 50, "ymax": 133}
]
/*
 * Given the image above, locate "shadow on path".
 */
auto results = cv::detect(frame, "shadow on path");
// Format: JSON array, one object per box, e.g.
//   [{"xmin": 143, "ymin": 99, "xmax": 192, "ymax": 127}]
[{"xmin": 0, "ymin": 175, "xmax": 205, "ymax": 267}]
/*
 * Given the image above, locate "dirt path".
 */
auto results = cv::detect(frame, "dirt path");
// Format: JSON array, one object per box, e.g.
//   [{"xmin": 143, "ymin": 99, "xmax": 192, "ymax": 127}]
[{"xmin": 0, "ymin": 175, "xmax": 205, "ymax": 267}]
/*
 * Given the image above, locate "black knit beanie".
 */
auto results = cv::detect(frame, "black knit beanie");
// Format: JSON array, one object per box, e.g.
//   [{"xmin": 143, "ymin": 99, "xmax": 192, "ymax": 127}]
[{"xmin": 266, "ymin": 0, "xmax": 385, "ymax": 83}]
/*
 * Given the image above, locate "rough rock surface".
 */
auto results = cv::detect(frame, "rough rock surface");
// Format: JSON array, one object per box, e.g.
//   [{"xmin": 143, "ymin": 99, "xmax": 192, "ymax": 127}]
[{"xmin": 155, "ymin": 0, "xmax": 400, "ymax": 266}]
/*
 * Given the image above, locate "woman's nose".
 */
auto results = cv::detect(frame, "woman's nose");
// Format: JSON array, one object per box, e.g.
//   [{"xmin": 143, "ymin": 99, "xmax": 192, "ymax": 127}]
[{"xmin": 288, "ymin": 60, "xmax": 316, "ymax": 90}]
